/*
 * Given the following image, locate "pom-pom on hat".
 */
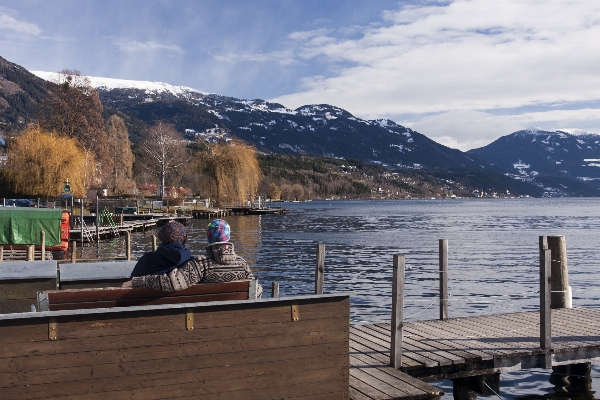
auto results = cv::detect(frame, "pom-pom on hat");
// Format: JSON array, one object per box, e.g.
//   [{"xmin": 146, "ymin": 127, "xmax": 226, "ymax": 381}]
[
  {"xmin": 157, "ymin": 220, "xmax": 187, "ymax": 244},
  {"xmin": 207, "ymin": 219, "xmax": 230, "ymax": 243}
]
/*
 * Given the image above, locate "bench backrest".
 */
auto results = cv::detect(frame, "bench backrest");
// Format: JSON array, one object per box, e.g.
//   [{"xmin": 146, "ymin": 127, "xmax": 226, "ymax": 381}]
[
  {"xmin": 59, "ymin": 261, "xmax": 137, "ymax": 289},
  {"xmin": 38, "ymin": 279, "xmax": 258, "ymax": 311},
  {"xmin": 0, "ymin": 260, "xmax": 57, "ymax": 313}
]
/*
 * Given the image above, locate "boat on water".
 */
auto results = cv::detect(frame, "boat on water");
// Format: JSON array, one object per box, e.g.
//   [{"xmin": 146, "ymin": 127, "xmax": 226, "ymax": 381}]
[{"xmin": 0, "ymin": 208, "xmax": 70, "ymax": 258}]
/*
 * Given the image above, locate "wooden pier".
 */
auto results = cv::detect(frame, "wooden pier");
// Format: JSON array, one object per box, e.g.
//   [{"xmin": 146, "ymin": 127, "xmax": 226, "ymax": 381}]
[
  {"xmin": 191, "ymin": 206, "xmax": 288, "ymax": 219},
  {"xmin": 70, "ymin": 215, "xmax": 192, "ymax": 242},
  {"xmin": 348, "ymin": 307, "xmax": 600, "ymax": 399}
]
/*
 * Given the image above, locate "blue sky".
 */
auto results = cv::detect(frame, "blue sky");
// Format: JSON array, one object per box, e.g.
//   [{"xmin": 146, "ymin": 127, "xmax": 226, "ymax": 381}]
[{"xmin": 2, "ymin": 0, "xmax": 600, "ymax": 150}]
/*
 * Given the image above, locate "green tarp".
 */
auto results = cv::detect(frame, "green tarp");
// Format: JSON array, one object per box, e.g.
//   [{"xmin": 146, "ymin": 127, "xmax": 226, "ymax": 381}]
[{"xmin": 0, "ymin": 208, "xmax": 63, "ymax": 246}]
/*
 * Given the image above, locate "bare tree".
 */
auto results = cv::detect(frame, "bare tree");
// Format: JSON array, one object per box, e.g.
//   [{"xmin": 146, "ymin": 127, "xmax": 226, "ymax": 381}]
[
  {"xmin": 280, "ymin": 184, "xmax": 293, "ymax": 201},
  {"xmin": 37, "ymin": 70, "xmax": 111, "ymax": 187},
  {"xmin": 140, "ymin": 122, "xmax": 187, "ymax": 199},
  {"xmin": 292, "ymin": 184, "xmax": 305, "ymax": 201},
  {"xmin": 106, "ymin": 115, "xmax": 136, "ymax": 195},
  {"xmin": 269, "ymin": 182, "xmax": 282, "ymax": 201}
]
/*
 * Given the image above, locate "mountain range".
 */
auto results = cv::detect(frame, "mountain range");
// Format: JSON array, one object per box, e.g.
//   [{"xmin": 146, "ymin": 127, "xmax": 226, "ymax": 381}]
[{"xmin": 1, "ymin": 55, "xmax": 599, "ymax": 197}]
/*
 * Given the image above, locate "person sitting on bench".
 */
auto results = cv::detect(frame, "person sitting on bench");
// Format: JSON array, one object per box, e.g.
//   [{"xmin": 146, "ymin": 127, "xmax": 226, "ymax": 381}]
[
  {"xmin": 124, "ymin": 219, "xmax": 262, "ymax": 297},
  {"xmin": 129, "ymin": 220, "xmax": 191, "ymax": 278}
]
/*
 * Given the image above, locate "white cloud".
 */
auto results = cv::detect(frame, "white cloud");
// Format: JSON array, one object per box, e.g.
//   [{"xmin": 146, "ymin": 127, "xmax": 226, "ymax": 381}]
[
  {"xmin": 270, "ymin": 0, "xmax": 600, "ymax": 147},
  {"xmin": 213, "ymin": 50, "xmax": 299, "ymax": 65},
  {"xmin": 0, "ymin": 13, "xmax": 42, "ymax": 36},
  {"xmin": 409, "ymin": 108, "xmax": 600, "ymax": 150},
  {"xmin": 114, "ymin": 40, "xmax": 184, "ymax": 54}
]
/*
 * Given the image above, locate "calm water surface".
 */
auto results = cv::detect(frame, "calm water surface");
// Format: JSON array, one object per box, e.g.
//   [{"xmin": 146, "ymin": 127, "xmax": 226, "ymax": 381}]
[{"xmin": 83, "ymin": 198, "xmax": 600, "ymax": 399}]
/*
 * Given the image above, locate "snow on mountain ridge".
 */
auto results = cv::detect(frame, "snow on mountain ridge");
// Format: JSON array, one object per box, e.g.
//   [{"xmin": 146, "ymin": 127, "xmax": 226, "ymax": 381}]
[{"xmin": 31, "ymin": 71, "xmax": 208, "ymax": 96}]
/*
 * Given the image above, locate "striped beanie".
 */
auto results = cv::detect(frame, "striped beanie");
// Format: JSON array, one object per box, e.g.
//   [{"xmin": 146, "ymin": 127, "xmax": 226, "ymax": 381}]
[
  {"xmin": 157, "ymin": 220, "xmax": 187, "ymax": 244},
  {"xmin": 207, "ymin": 219, "xmax": 230, "ymax": 243}
]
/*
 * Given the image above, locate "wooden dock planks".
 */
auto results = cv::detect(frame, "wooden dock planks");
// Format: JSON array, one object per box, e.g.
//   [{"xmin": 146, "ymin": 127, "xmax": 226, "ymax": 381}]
[{"xmin": 349, "ymin": 307, "xmax": 600, "ymax": 391}]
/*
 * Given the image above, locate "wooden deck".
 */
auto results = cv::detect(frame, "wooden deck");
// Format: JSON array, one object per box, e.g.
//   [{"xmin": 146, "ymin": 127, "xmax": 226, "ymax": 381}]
[
  {"xmin": 348, "ymin": 307, "xmax": 600, "ymax": 399},
  {"xmin": 350, "ymin": 335, "xmax": 444, "ymax": 399}
]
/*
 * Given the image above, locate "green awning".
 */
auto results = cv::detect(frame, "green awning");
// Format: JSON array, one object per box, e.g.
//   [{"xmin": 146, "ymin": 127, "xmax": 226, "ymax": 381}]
[{"xmin": 0, "ymin": 208, "xmax": 63, "ymax": 246}]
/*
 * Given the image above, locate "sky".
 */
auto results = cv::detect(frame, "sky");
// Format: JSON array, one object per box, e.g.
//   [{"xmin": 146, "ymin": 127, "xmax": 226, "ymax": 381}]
[{"xmin": 2, "ymin": 0, "xmax": 600, "ymax": 150}]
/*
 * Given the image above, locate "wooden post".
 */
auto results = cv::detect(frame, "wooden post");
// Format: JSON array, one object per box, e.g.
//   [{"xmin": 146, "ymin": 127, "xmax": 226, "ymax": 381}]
[
  {"xmin": 126, "ymin": 231, "xmax": 131, "ymax": 261},
  {"xmin": 95, "ymin": 194, "xmax": 99, "ymax": 242},
  {"xmin": 152, "ymin": 235, "xmax": 157, "ymax": 251},
  {"xmin": 271, "ymin": 282, "xmax": 279, "ymax": 298},
  {"xmin": 391, "ymin": 254, "xmax": 405, "ymax": 369},
  {"xmin": 0, "ymin": 246, "xmax": 3, "ymax": 262},
  {"xmin": 71, "ymin": 241, "xmax": 77, "ymax": 263},
  {"xmin": 540, "ymin": 236, "xmax": 552, "ymax": 368},
  {"xmin": 70, "ymin": 197, "xmax": 74, "ymax": 229},
  {"xmin": 80, "ymin": 198, "xmax": 84, "ymax": 248},
  {"xmin": 315, "ymin": 243, "xmax": 325, "ymax": 294},
  {"xmin": 40, "ymin": 231, "xmax": 45, "ymax": 261},
  {"xmin": 546, "ymin": 236, "xmax": 571, "ymax": 309},
  {"xmin": 26, "ymin": 245, "xmax": 34, "ymax": 261},
  {"xmin": 439, "ymin": 239, "xmax": 448, "ymax": 320}
]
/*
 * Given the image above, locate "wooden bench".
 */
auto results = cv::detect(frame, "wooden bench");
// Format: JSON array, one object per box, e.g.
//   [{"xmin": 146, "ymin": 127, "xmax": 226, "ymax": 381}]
[
  {"xmin": 58, "ymin": 261, "xmax": 137, "ymax": 289},
  {"xmin": 0, "ymin": 260, "xmax": 57, "ymax": 313},
  {"xmin": 38, "ymin": 279, "xmax": 259, "ymax": 311},
  {"xmin": 1, "ymin": 293, "xmax": 350, "ymax": 399}
]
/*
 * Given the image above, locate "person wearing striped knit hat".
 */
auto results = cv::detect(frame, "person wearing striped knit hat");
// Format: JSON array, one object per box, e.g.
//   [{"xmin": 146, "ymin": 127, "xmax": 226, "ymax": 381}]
[{"xmin": 128, "ymin": 219, "xmax": 262, "ymax": 297}]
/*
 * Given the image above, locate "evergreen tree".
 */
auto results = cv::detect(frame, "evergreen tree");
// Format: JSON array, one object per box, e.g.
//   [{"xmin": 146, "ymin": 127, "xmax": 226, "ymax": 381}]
[{"xmin": 106, "ymin": 115, "xmax": 136, "ymax": 195}]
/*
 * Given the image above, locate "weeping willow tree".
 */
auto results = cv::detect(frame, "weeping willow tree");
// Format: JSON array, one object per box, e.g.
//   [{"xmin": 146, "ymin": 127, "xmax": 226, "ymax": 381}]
[
  {"xmin": 196, "ymin": 140, "xmax": 262, "ymax": 206},
  {"xmin": 7, "ymin": 125, "xmax": 89, "ymax": 197}
]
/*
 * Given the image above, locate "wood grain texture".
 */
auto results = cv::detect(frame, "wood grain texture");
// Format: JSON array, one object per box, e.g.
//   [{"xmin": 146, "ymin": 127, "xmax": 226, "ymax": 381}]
[{"xmin": 0, "ymin": 295, "xmax": 350, "ymax": 399}]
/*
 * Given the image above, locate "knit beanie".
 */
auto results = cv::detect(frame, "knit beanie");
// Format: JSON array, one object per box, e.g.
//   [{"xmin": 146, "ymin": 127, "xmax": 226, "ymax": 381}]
[
  {"xmin": 157, "ymin": 220, "xmax": 187, "ymax": 244},
  {"xmin": 207, "ymin": 219, "xmax": 230, "ymax": 243}
]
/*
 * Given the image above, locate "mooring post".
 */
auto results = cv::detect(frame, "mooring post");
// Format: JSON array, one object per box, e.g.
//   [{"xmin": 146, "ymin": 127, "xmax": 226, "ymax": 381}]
[
  {"xmin": 439, "ymin": 239, "xmax": 449, "ymax": 320},
  {"xmin": 539, "ymin": 236, "xmax": 552, "ymax": 368},
  {"xmin": 40, "ymin": 231, "xmax": 45, "ymax": 261},
  {"xmin": 80, "ymin": 198, "xmax": 84, "ymax": 248},
  {"xmin": 546, "ymin": 236, "xmax": 571, "ymax": 309},
  {"xmin": 26, "ymin": 245, "xmax": 34, "ymax": 261},
  {"xmin": 126, "ymin": 231, "xmax": 131, "ymax": 261},
  {"xmin": 271, "ymin": 282, "xmax": 279, "ymax": 298},
  {"xmin": 391, "ymin": 254, "xmax": 405, "ymax": 369},
  {"xmin": 152, "ymin": 235, "xmax": 157, "ymax": 251},
  {"xmin": 315, "ymin": 243, "xmax": 325, "ymax": 294},
  {"xmin": 71, "ymin": 241, "xmax": 77, "ymax": 263},
  {"xmin": 95, "ymin": 194, "xmax": 99, "ymax": 242}
]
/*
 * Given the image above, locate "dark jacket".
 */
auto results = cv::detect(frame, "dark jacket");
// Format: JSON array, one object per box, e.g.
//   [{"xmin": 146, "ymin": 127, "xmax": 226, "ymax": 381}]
[{"xmin": 130, "ymin": 241, "xmax": 192, "ymax": 278}]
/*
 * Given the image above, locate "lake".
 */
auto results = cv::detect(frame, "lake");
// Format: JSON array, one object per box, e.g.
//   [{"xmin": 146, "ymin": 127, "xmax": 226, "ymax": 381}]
[{"xmin": 83, "ymin": 198, "xmax": 600, "ymax": 399}]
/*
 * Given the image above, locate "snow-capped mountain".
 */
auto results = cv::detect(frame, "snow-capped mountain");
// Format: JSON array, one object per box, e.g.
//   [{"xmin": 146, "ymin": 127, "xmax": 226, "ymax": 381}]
[
  {"xmin": 468, "ymin": 129, "xmax": 600, "ymax": 193},
  {"xmin": 0, "ymin": 58, "xmax": 594, "ymax": 196},
  {"xmin": 31, "ymin": 72, "xmax": 483, "ymax": 171}
]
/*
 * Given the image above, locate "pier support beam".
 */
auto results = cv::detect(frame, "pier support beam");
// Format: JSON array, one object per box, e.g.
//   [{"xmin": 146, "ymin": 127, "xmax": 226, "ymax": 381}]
[
  {"xmin": 439, "ymin": 239, "xmax": 448, "ymax": 320},
  {"xmin": 539, "ymin": 236, "xmax": 552, "ymax": 369},
  {"xmin": 549, "ymin": 363, "xmax": 592, "ymax": 394},
  {"xmin": 315, "ymin": 243, "xmax": 325, "ymax": 295},
  {"xmin": 451, "ymin": 373, "xmax": 500, "ymax": 400},
  {"xmin": 390, "ymin": 254, "xmax": 405, "ymax": 369}
]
